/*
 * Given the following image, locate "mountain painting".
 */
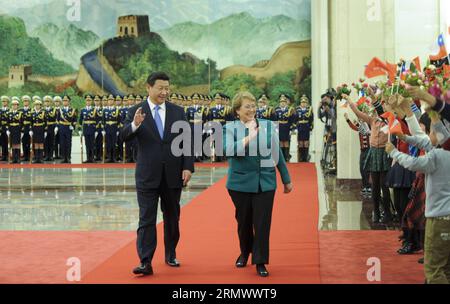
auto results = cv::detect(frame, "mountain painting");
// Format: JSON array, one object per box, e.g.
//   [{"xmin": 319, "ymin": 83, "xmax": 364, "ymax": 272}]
[{"xmin": 0, "ymin": 0, "xmax": 311, "ymax": 104}]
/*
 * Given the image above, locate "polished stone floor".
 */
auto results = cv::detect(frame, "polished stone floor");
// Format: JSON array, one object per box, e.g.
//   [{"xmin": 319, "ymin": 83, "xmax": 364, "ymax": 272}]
[
  {"xmin": 317, "ymin": 165, "xmax": 399, "ymax": 231},
  {"xmin": 0, "ymin": 167, "xmax": 227, "ymax": 231}
]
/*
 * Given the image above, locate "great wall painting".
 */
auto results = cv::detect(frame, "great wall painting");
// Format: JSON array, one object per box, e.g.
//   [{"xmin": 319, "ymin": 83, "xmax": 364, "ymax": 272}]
[{"xmin": 0, "ymin": 0, "xmax": 311, "ymax": 106}]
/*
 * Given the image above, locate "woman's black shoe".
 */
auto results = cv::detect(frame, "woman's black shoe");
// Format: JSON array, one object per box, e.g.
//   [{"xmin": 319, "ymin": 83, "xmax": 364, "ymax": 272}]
[
  {"xmin": 256, "ymin": 264, "xmax": 269, "ymax": 277},
  {"xmin": 235, "ymin": 254, "xmax": 249, "ymax": 268}
]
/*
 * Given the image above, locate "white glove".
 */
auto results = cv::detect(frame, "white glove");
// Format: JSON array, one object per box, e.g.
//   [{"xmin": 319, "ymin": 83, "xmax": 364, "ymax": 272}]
[
  {"xmin": 29, "ymin": 131, "xmax": 33, "ymax": 137},
  {"xmin": 102, "ymin": 131, "xmax": 106, "ymax": 136},
  {"xmin": 69, "ymin": 126, "xmax": 74, "ymax": 131},
  {"xmin": 6, "ymin": 131, "xmax": 10, "ymax": 136},
  {"xmin": 116, "ymin": 131, "xmax": 119, "ymax": 137},
  {"xmin": 55, "ymin": 127, "xmax": 58, "ymax": 135},
  {"xmin": 80, "ymin": 132, "xmax": 83, "ymax": 137},
  {"xmin": 21, "ymin": 133, "xmax": 24, "ymax": 139},
  {"xmin": 95, "ymin": 132, "xmax": 98, "ymax": 138},
  {"xmin": 44, "ymin": 132, "xmax": 47, "ymax": 138}
]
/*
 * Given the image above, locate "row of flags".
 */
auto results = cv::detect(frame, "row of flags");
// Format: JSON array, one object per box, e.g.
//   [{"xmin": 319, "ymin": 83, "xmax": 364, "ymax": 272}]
[{"xmin": 364, "ymin": 28, "xmax": 450, "ymax": 81}]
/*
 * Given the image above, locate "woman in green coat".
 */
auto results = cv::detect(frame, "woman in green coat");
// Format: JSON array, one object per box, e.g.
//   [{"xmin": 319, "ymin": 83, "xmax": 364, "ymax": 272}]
[{"xmin": 224, "ymin": 91, "xmax": 293, "ymax": 277}]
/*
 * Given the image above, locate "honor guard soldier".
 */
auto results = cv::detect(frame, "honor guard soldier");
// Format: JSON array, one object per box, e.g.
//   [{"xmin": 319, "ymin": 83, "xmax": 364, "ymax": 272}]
[
  {"xmin": 31, "ymin": 97, "xmax": 47, "ymax": 163},
  {"xmin": 102, "ymin": 95, "xmax": 108, "ymax": 108},
  {"xmin": 127, "ymin": 94, "xmax": 135, "ymax": 108},
  {"xmin": 119, "ymin": 95, "xmax": 131, "ymax": 162},
  {"xmin": 20, "ymin": 95, "xmax": 33, "ymax": 162},
  {"xmin": 58, "ymin": 95, "xmax": 77, "ymax": 163},
  {"xmin": 170, "ymin": 93, "xmax": 178, "ymax": 105},
  {"xmin": 79, "ymin": 95, "xmax": 97, "ymax": 163},
  {"xmin": 103, "ymin": 94, "xmax": 120, "ymax": 163},
  {"xmin": 8, "ymin": 97, "xmax": 23, "ymax": 164},
  {"xmin": 210, "ymin": 93, "xmax": 228, "ymax": 127},
  {"xmin": 131, "ymin": 94, "xmax": 142, "ymax": 161},
  {"xmin": 1, "ymin": 96, "xmax": 10, "ymax": 161},
  {"xmin": 180, "ymin": 95, "xmax": 186, "ymax": 111},
  {"xmin": 115, "ymin": 95, "xmax": 124, "ymax": 161},
  {"xmin": 223, "ymin": 94, "xmax": 235, "ymax": 123},
  {"xmin": 123, "ymin": 94, "xmax": 135, "ymax": 163},
  {"xmin": 135, "ymin": 95, "xmax": 143, "ymax": 106},
  {"xmin": 53, "ymin": 96, "xmax": 63, "ymax": 160},
  {"xmin": 176, "ymin": 94, "xmax": 183, "ymax": 107},
  {"xmin": 256, "ymin": 94, "xmax": 275, "ymax": 120},
  {"xmin": 93, "ymin": 95, "xmax": 104, "ymax": 162},
  {"xmin": 186, "ymin": 93, "xmax": 205, "ymax": 162},
  {"xmin": 295, "ymin": 95, "xmax": 314, "ymax": 162},
  {"xmin": 43, "ymin": 96, "xmax": 57, "ymax": 161},
  {"xmin": 274, "ymin": 94, "xmax": 296, "ymax": 162},
  {"xmin": 208, "ymin": 93, "xmax": 229, "ymax": 162}
]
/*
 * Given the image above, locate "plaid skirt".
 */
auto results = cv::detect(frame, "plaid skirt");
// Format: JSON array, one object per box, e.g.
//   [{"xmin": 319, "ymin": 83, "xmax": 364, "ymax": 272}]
[
  {"xmin": 402, "ymin": 172, "xmax": 426, "ymax": 230},
  {"xmin": 363, "ymin": 147, "xmax": 391, "ymax": 172}
]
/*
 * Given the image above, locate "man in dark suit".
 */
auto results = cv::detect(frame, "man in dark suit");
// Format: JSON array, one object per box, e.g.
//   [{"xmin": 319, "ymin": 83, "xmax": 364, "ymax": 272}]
[{"xmin": 121, "ymin": 72, "xmax": 194, "ymax": 276}]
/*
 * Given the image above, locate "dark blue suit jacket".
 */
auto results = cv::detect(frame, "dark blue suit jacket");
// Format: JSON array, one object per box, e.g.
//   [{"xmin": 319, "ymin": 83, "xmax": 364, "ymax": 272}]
[{"xmin": 121, "ymin": 101, "xmax": 195, "ymax": 190}]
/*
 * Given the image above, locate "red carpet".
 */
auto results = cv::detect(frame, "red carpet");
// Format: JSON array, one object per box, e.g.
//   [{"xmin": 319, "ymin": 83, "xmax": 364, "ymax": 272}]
[
  {"xmin": 319, "ymin": 231, "xmax": 425, "ymax": 284},
  {"xmin": 0, "ymin": 231, "xmax": 135, "ymax": 284},
  {"xmin": 82, "ymin": 163, "xmax": 321, "ymax": 284}
]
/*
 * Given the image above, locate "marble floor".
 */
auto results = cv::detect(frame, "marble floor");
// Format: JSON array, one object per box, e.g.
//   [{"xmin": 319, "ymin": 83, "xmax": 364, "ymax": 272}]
[
  {"xmin": 0, "ymin": 167, "xmax": 227, "ymax": 231},
  {"xmin": 317, "ymin": 164, "xmax": 399, "ymax": 231}
]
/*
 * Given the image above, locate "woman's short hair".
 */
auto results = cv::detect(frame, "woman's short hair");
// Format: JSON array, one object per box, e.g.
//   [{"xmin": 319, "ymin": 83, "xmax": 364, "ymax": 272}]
[{"xmin": 232, "ymin": 91, "xmax": 256, "ymax": 115}]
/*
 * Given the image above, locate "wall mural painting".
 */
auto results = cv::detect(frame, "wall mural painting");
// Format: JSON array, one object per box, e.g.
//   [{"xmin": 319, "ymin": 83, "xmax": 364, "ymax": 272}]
[{"xmin": 0, "ymin": 0, "xmax": 311, "ymax": 107}]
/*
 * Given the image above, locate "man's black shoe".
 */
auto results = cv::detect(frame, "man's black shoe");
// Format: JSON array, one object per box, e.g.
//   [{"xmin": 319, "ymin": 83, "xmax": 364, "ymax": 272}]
[
  {"xmin": 133, "ymin": 263, "xmax": 153, "ymax": 276},
  {"xmin": 235, "ymin": 254, "xmax": 249, "ymax": 268}
]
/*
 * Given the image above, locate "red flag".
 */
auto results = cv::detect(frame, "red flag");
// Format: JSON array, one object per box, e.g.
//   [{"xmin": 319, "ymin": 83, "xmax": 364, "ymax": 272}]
[
  {"xmin": 356, "ymin": 97, "xmax": 367, "ymax": 107},
  {"xmin": 381, "ymin": 112, "xmax": 403, "ymax": 135},
  {"xmin": 385, "ymin": 62, "xmax": 398, "ymax": 82},
  {"xmin": 364, "ymin": 57, "xmax": 389, "ymax": 79},
  {"xmin": 444, "ymin": 65, "xmax": 450, "ymax": 78},
  {"xmin": 390, "ymin": 120, "xmax": 404, "ymax": 135},
  {"xmin": 412, "ymin": 56, "xmax": 421, "ymax": 72}
]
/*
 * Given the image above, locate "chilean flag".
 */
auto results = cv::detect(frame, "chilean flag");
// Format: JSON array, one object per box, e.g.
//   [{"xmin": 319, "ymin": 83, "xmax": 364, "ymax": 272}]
[{"xmin": 429, "ymin": 34, "xmax": 448, "ymax": 61}]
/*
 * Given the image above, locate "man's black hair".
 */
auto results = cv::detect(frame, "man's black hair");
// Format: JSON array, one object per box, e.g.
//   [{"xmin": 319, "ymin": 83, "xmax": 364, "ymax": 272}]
[{"xmin": 147, "ymin": 72, "xmax": 170, "ymax": 86}]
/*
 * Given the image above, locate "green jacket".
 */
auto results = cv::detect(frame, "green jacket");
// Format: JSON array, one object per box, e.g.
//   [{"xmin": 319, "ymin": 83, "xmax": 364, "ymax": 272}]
[{"xmin": 223, "ymin": 119, "xmax": 291, "ymax": 193}]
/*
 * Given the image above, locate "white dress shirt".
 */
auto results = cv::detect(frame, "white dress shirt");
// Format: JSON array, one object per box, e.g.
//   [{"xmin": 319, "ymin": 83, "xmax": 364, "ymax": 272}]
[{"xmin": 132, "ymin": 97, "xmax": 166, "ymax": 132}]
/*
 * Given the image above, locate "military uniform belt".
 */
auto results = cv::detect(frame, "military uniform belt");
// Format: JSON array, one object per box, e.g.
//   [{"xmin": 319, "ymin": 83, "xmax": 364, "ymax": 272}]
[
  {"xmin": 59, "ymin": 121, "xmax": 72, "ymax": 126},
  {"xmin": 47, "ymin": 122, "xmax": 56, "ymax": 125},
  {"xmin": 10, "ymin": 123, "xmax": 20, "ymax": 126},
  {"xmin": 190, "ymin": 120, "xmax": 203, "ymax": 124},
  {"xmin": 106, "ymin": 121, "xmax": 117, "ymax": 125},
  {"xmin": 33, "ymin": 123, "xmax": 44, "ymax": 127},
  {"xmin": 83, "ymin": 121, "xmax": 96, "ymax": 124},
  {"xmin": 279, "ymin": 121, "xmax": 288, "ymax": 124},
  {"xmin": 23, "ymin": 121, "xmax": 31, "ymax": 125},
  {"xmin": 213, "ymin": 119, "xmax": 225, "ymax": 122},
  {"xmin": 299, "ymin": 121, "xmax": 309, "ymax": 123}
]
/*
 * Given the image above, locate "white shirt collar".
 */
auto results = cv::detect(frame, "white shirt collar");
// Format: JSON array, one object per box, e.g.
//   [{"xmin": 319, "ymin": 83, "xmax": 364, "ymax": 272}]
[{"xmin": 148, "ymin": 97, "xmax": 165, "ymax": 111}]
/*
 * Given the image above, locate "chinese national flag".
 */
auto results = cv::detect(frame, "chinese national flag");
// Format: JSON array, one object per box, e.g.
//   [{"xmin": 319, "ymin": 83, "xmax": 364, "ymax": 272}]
[
  {"xmin": 381, "ymin": 112, "xmax": 403, "ymax": 135},
  {"xmin": 364, "ymin": 57, "xmax": 389, "ymax": 79},
  {"xmin": 412, "ymin": 56, "xmax": 421, "ymax": 72},
  {"xmin": 385, "ymin": 62, "xmax": 398, "ymax": 82}
]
